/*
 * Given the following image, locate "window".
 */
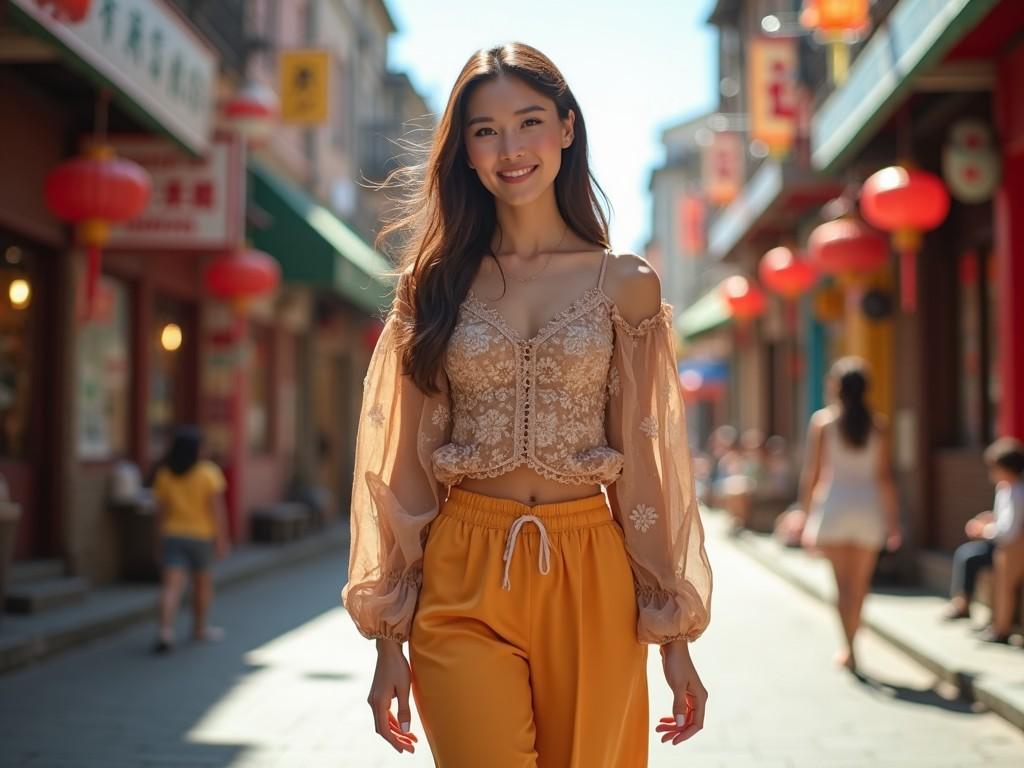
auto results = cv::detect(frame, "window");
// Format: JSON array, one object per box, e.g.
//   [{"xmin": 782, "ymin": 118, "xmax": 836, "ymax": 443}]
[
  {"xmin": 77, "ymin": 276, "xmax": 132, "ymax": 460},
  {"xmin": 957, "ymin": 248, "xmax": 999, "ymax": 446},
  {"xmin": 247, "ymin": 324, "xmax": 273, "ymax": 453},
  {"xmin": 0, "ymin": 242, "xmax": 38, "ymax": 460},
  {"xmin": 149, "ymin": 295, "xmax": 191, "ymax": 464}
]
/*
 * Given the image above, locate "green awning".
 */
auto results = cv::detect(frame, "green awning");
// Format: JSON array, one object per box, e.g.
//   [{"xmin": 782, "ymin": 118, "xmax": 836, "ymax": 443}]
[
  {"xmin": 247, "ymin": 164, "xmax": 395, "ymax": 313},
  {"xmin": 675, "ymin": 288, "xmax": 732, "ymax": 341},
  {"xmin": 811, "ymin": 0, "xmax": 998, "ymax": 173}
]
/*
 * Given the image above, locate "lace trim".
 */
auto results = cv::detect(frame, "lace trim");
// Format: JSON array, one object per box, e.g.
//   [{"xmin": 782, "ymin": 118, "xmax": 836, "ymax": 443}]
[
  {"xmin": 435, "ymin": 452, "xmax": 623, "ymax": 487},
  {"xmin": 607, "ymin": 300, "xmax": 673, "ymax": 338},
  {"xmin": 382, "ymin": 566, "xmax": 422, "ymax": 588},
  {"xmin": 366, "ymin": 629, "xmax": 408, "ymax": 643},
  {"xmin": 463, "ymin": 286, "xmax": 607, "ymax": 344},
  {"xmin": 635, "ymin": 584, "xmax": 680, "ymax": 600}
]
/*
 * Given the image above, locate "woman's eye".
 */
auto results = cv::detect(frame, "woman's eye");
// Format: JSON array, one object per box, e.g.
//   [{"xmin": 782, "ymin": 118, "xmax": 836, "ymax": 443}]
[
  {"xmin": 474, "ymin": 127, "xmax": 496, "ymax": 137},
  {"xmin": 523, "ymin": 118, "xmax": 542, "ymax": 127}
]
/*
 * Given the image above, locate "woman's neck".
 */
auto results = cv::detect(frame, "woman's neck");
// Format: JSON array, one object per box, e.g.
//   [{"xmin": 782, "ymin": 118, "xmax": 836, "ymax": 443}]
[{"xmin": 492, "ymin": 186, "xmax": 573, "ymax": 257}]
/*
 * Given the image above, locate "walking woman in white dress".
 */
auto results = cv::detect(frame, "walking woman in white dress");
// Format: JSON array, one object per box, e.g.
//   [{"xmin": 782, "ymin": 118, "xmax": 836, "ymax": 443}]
[{"xmin": 798, "ymin": 357, "xmax": 902, "ymax": 671}]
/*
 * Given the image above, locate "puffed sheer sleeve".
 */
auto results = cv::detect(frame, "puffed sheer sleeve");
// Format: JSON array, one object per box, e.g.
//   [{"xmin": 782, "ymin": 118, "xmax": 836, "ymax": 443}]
[
  {"xmin": 341, "ymin": 287, "xmax": 452, "ymax": 643},
  {"xmin": 604, "ymin": 301, "xmax": 713, "ymax": 645}
]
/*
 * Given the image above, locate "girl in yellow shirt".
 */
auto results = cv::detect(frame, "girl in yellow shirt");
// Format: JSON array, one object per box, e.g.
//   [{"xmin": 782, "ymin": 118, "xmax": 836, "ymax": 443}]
[{"xmin": 151, "ymin": 426, "xmax": 230, "ymax": 653}]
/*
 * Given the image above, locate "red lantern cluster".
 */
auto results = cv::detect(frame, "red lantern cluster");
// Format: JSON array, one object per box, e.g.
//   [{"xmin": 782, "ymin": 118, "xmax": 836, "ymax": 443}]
[
  {"xmin": 204, "ymin": 249, "xmax": 281, "ymax": 306},
  {"xmin": 44, "ymin": 144, "xmax": 151, "ymax": 316},
  {"xmin": 758, "ymin": 247, "xmax": 818, "ymax": 299},
  {"xmin": 719, "ymin": 275, "xmax": 766, "ymax": 320},
  {"xmin": 35, "ymin": 0, "xmax": 91, "ymax": 23},
  {"xmin": 806, "ymin": 217, "xmax": 887, "ymax": 277},
  {"xmin": 860, "ymin": 165, "xmax": 950, "ymax": 312}
]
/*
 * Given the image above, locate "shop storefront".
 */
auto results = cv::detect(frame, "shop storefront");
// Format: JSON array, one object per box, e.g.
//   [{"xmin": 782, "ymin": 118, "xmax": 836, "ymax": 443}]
[{"xmin": 2, "ymin": 0, "xmax": 220, "ymax": 582}]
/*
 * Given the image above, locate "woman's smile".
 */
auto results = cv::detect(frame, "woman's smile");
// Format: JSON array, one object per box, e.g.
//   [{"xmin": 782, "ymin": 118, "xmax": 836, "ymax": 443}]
[{"xmin": 497, "ymin": 164, "xmax": 538, "ymax": 183}]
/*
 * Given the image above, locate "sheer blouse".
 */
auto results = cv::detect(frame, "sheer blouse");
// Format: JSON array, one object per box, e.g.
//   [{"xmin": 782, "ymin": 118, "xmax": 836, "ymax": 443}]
[{"xmin": 342, "ymin": 252, "xmax": 713, "ymax": 646}]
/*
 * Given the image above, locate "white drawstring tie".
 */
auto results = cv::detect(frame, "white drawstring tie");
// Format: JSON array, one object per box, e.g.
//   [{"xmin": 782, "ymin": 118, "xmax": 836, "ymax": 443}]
[{"xmin": 502, "ymin": 514, "xmax": 551, "ymax": 590}]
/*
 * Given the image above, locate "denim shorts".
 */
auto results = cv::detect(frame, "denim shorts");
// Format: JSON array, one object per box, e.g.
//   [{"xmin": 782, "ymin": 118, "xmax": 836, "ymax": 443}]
[{"xmin": 161, "ymin": 535, "xmax": 214, "ymax": 571}]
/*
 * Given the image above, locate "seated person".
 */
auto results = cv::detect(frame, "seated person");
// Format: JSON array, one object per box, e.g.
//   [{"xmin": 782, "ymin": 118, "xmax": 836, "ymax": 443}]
[{"xmin": 942, "ymin": 437, "xmax": 1024, "ymax": 643}]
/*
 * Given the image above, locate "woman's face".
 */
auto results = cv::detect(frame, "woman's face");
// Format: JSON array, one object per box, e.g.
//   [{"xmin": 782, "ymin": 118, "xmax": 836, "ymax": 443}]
[{"xmin": 463, "ymin": 74, "xmax": 575, "ymax": 207}]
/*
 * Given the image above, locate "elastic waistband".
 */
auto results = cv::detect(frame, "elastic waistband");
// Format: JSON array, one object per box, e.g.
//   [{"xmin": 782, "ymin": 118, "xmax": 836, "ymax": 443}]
[{"xmin": 442, "ymin": 486, "xmax": 612, "ymax": 532}]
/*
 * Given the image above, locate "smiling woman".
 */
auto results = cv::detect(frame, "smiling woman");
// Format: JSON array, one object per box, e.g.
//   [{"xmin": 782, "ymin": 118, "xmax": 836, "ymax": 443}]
[{"xmin": 343, "ymin": 42, "xmax": 712, "ymax": 767}]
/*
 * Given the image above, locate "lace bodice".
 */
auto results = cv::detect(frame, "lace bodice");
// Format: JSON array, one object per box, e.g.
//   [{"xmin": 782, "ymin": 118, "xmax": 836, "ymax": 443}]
[
  {"xmin": 342, "ymin": 250, "xmax": 713, "ymax": 647},
  {"xmin": 433, "ymin": 284, "xmax": 625, "ymax": 486}
]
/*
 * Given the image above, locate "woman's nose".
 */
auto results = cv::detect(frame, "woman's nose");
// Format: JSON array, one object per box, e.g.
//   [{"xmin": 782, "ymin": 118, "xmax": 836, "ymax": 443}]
[{"xmin": 499, "ymin": 135, "xmax": 525, "ymax": 160}]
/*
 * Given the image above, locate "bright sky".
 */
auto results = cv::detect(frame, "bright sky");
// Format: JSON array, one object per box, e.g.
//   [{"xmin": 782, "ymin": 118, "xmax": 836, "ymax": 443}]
[{"xmin": 385, "ymin": 0, "xmax": 718, "ymax": 253}]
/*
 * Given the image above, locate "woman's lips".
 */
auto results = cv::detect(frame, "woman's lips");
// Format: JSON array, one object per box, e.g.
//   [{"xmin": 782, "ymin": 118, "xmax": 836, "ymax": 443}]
[{"xmin": 497, "ymin": 165, "xmax": 538, "ymax": 184}]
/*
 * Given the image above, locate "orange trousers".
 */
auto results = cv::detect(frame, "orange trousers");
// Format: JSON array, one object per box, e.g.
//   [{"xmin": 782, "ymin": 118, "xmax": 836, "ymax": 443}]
[{"xmin": 409, "ymin": 486, "xmax": 649, "ymax": 768}]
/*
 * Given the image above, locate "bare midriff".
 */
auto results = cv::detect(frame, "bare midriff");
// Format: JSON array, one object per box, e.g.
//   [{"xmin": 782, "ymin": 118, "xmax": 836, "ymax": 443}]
[{"xmin": 453, "ymin": 465, "xmax": 603, "ymax": 506}]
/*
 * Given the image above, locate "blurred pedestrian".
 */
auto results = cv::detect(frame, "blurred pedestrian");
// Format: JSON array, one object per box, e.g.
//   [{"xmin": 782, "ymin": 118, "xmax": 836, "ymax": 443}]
[
  {"xmin": 943, "ymin": 437, "xmax": 1024, "ymax": 644},
  {"xmin": 798, "ymin": 357, "xmax": 901, "ymax": 671},
  {"xmin": 151, "ymin": 425, "xmax": 230, "ymax": 653},
  {"xmin": 707, "ymin": 424, "xmax": 738, "ymax": 508},
  {"xmin": 719, "ymin": 428, "xmax": 765, "ymax": 534}
]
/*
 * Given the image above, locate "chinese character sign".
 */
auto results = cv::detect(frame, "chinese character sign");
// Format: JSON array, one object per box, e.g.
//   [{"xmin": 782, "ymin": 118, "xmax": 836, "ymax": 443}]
[
  {"xmin": 702, "ymin": 132, "xmax": 743, "ymax": 207},
  {"xmin": 280, "ymin": 50, "xmax": 329, "ymax": 125},
  {"xmin": 9, "ymin": 0, "xmax": 217, "ymax": 153},
  {"xmin": 749, "ymin": 36, "xmax": 798, "ymax": 156},
  {"xmin": 106, "ymin": 134, "xmax": 244, "ymax": 249}
]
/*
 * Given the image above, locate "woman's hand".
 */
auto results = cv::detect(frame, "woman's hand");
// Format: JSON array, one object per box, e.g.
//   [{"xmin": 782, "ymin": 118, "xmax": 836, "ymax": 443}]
[
  {"xmin": 368, "ymin": 639, "xmax": 418, "ymax": 754},
  {"xmin": 655, "ymin": 639, "xmax": 707, "ymax": 745},
  {"xmin": 965, "ymin": 518, "xmax": 985, "ymax": 539}
]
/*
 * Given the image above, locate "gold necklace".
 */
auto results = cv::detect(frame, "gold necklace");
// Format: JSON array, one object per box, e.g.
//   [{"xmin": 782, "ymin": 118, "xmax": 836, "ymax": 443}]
[{"xmin": 507, "ymin": 225, "xmax": 568, "ymax": 284}]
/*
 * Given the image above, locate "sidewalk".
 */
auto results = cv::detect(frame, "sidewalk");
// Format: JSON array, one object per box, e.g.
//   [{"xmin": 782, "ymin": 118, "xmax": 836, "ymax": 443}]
[
  {"xmin": 728, "ymin": 520, "xmax": 1024, "ymax": 732},
  {"xmin": 0, "ymin": 522, "xmax": 348, "ymax": 675}
]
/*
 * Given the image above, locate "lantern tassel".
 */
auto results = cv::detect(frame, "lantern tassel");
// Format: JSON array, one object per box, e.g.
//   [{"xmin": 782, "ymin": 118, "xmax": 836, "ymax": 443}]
[
  {"xmin": 899, "ymin": 247, "xmax": 917, "ymax": 313},
  {"xmin": 84, "ymin": 244, "xmax": 101, "ymax": 320}
]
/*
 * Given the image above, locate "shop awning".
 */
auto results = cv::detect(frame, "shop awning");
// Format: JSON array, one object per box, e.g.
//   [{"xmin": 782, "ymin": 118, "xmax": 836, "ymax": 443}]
[
  {"xmin": 675, "ymin": 288, "xmax": 732, "ymax": 341},
  {"xmin": 811, "ymin": 0, "xmax": 999, "ymax": 173},
  {"xmin": 707, "ymin": 160, "xmax": 840, "ymax": 262},
  {"xmin": 247, "ymin": 164, "xmax": 394, "ymax": 313}
]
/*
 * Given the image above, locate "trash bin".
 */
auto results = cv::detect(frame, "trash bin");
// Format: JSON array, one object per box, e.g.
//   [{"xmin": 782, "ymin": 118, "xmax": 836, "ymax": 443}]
[
  {"xmin": 0, "ymin": 500, "xmax": 22, "ymax": 623},
  {"xmin": 113, "ymin": 493, "xmax": 159, "ymax": 582},
  {"xmin": 110, "ymin": 462, "xmax": 160, "ymax": 582}
]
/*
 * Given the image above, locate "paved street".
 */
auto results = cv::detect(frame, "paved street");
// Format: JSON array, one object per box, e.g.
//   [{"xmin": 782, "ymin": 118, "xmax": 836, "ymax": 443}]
[{"xmin": 2, "ymin": 513, "xmax": 1023, "ymax": 767}]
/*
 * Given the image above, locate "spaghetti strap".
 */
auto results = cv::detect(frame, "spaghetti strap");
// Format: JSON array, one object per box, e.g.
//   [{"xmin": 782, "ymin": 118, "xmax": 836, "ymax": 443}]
[{"xmin": 597, "ymin": 247, "xmax": 611, "ymax": 291}]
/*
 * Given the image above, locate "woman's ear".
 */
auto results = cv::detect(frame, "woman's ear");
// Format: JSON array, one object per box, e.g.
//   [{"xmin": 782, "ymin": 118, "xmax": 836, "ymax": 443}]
[{"xmin": 562, "ymin": 109, "xmax": 576, "ymax": 149}]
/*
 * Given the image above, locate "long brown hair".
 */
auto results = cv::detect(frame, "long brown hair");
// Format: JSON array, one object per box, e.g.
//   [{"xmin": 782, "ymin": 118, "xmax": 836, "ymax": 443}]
[{"xmin": 375, "ymin": 42, "xmax": 611, "ymax": 395}]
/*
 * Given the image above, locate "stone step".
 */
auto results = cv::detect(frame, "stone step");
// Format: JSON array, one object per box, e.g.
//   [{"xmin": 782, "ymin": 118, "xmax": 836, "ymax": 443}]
[
  {"xmin": 5, "ymin": 576, "xmax": 89, "ymax": 615},
  {"xmin": 8, "ymin": 559, "xmax": 66, "ymax": 585}
]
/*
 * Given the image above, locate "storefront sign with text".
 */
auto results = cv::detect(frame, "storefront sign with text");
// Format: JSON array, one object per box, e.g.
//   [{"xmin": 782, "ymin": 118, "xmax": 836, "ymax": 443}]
[
  {"xmin": 10, "ymin": 0, "xmax": 217, "ymax": 153},
  {"xmin": 106, "ymin": 133, "xmax": 244, "ymax": 250}
]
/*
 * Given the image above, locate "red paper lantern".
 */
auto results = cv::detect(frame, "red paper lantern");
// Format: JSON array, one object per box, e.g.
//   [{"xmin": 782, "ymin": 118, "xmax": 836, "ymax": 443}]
[
  {"xmin": 204, "ymin": 249, "xmax": 281, "ymax": 305},
  {"xmin": 800, "ymin": 0, "xmax": 870, "ymax": 84},
  {"xmin": 35, "ymin": 0, "xmax": 91, "ymax": 22},
  {"xmin": 806, "ymin": 217, "xmax": 887, "ymax": 277},
  {"xmin": 719, "ymin": 276, "xmax": 766, "ymax": 320},
  {"xmin": 758, "ymin": 247, "xmax": 818, "ymax": 299},
  {"xmin": 223, "ymin": 82, "xmax": 279, "ymax": 145},
  {"xmin": 800, "ymin": 0, "xmax": 870, "ymax": 34},
  {"xmin": 44, "ymin": 144, "xmax": 151, "ymax": 317},
  {"xmin": 860, "ymin": 165, "xmax": 950, "ymax": 312}
]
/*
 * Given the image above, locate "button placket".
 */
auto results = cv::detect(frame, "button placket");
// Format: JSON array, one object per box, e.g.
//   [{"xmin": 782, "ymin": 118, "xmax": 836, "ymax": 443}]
[{"xmin": 521, "ymin": 341, "xmax": 533, "ymax": 458}]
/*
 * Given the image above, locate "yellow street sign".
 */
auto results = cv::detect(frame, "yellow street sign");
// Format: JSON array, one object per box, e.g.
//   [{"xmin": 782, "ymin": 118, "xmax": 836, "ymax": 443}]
[{"xmin": 280, "ymin": 50, "xmax": 329, "ymax": 124}]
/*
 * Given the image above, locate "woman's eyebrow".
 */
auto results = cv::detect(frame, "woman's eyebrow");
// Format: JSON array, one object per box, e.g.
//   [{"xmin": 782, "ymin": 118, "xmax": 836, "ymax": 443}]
[{"xmin": 467, "ymin": 105, "xmax": 547, "ymax": 127}]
